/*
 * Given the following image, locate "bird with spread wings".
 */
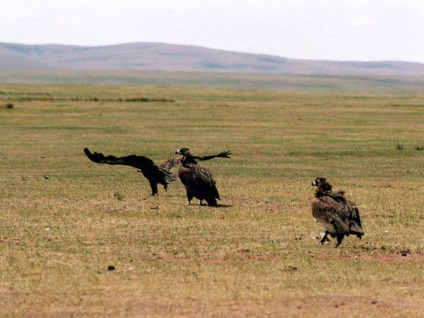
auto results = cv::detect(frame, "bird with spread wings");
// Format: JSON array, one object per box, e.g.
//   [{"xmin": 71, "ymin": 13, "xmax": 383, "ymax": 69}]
[{"xmin": 84, "ymin": 148, "xmax": 180, "ymax": 195}]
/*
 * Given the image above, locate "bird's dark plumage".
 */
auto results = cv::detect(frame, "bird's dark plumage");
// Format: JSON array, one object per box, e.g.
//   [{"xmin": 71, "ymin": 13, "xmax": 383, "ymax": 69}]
[
  {"xmin": 311, "ymin": 177, "xmax": 363, "ymax": 247},
  {"xmin": 84, "ymin": 148, "xmax": 180, "ymax": 195},
  {"xmin": 175, "ymin": 147, "xmax": 231, "ymax": 206}
]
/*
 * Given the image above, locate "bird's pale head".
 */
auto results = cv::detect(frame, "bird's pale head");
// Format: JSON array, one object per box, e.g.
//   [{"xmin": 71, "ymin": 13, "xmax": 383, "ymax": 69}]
[
  {"xmin": 312, "ymin": 177, "xmax": 326, "ymax": 186},
  {"xmin": 175, "ymin": 147, "xmax": 190, "ymax": 155},
  {"xmin": 312, "ymin": 177, "xmax": 332, "ymax": 191}
]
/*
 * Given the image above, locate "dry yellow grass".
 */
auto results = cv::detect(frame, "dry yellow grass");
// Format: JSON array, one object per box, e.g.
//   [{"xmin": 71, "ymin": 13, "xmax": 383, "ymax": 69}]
[{"xmin": 0, "ymin": 83, "xmax": 423, "ymax": 317}]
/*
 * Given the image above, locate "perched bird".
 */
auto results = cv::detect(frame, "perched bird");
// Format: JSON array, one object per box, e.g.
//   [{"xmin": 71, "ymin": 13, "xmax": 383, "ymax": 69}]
[
  {"xmin": 175, "ymin": 147, "xmax": 231, "ymax": 206},
  {"xmin": 311, "ymin": 177, "xmax": 363, "ymax": 247},
  {"xmin": 84, "ymin": 148, "xmax": 180, "ymax": 195}
]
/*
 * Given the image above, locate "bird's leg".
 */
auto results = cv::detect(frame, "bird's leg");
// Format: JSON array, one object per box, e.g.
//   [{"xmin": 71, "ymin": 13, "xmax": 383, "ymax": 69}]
[
  {"xmin": 335, "ymin": 235, "xmax": 344, "ymax": 248},
  {"xmin": 319, "ymin": 232, "xmax": 330, "ymax": 244},
  {"xmin": 185, "ymin": 189, "xmax": 193, "ymax": 205},
  {"xmin": 149, "ymin": 181, "xmax": 159, "ymax": 196}
]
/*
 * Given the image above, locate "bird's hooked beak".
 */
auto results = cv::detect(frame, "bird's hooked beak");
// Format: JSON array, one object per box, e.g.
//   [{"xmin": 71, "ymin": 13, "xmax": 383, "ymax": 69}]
[{"xmin": 176, "ymin": 148, "xmax": 189, "ymax": 155}]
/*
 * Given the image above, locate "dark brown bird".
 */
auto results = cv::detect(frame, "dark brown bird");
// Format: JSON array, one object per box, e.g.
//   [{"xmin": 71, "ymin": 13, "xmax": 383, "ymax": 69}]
[
  {"xmin": 84, "ymin": 148, "xmax": 180, "ymax": 195},
  {"xmin": 175, "ymin": 147, "xmax": 231, "ymax": 206},
  {"xmin": 311, "ymin": 177, "xmax": 363, "ymax": 247}
]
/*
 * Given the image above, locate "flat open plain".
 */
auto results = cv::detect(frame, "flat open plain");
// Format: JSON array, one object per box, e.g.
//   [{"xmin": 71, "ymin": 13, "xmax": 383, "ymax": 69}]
[{"xmin": 1, "ymin": 83, "xmax": 423, "ymax": 317}]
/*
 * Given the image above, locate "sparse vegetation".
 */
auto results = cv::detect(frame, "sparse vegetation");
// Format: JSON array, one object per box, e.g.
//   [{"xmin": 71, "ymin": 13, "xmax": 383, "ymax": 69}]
[
  {"xmin": 0, "ymin": 84, "xmax": 423, "ymax": 317},
  {"xmin": 113, "ymin": 192, "xmax": 125, "ymax": 201},
  {"xmin": 15, "ymin": 96, "xmax": 174, "ymax": 103},
  {"xmin": 396, "ymin": 143, "xmax": 404, "ymax": 150},
  {"xmin": 1, "ymin": 102, "xmax": 13, "ymax": 109}
]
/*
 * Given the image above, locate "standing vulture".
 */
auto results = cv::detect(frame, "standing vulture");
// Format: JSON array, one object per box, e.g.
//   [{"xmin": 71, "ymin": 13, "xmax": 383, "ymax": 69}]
[
  {"xmin": 84, "ymin": 148, "xmax": 180, "ymax": 195},
  {"xmin": 175, "ymin": 147, "xmax": 231, "ymax": 206},
  {"xmin": 311, "ymin": 177, "xmax": 364, "ymax": 247}
]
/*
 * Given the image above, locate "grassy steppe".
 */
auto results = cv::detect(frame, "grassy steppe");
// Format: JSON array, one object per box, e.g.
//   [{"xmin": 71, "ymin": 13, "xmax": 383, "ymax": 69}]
[
  {"xmin": 1, "ymin": 84, "xmax": 423, "ymax": 317},
  {"xmin": 3, "ymin": 71, "xmax": 424, "ymax": 96}
]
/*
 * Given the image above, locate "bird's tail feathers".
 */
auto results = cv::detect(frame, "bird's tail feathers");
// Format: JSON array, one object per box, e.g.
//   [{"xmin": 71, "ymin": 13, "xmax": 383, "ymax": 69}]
[{"xmin": 349, "ymin": 222, "xmax": 364, "ymax": 238}]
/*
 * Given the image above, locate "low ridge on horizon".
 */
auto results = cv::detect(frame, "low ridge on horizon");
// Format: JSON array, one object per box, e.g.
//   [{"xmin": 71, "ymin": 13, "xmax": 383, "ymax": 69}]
[{"xmin": 1, "ymin": 41, "xmax": 424, "ymax": 76}]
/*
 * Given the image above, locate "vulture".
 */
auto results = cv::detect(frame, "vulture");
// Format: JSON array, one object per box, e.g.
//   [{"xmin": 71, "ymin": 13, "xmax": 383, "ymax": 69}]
[
  {"xmin": 83, "ymin": 148, "xmax": 180, "ymax": 195},
  {"xmin": 175, "ymin": 147, "xmax": 231, "ymax": 206},
  {"xmin": 311, "ymin": 177, "xmax": 364, "ymax": 247}
]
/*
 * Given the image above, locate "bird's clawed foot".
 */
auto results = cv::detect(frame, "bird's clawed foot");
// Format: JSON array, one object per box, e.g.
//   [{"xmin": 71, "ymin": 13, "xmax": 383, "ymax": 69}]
[{"xmin": 319, "ymin": 233, "xmax": 330, "ymax": 245}]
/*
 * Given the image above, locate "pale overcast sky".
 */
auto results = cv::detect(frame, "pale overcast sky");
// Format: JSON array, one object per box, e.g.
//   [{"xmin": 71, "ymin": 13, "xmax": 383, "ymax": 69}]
[{"xmin": 2, "ymin": 0, "xmax": 424, "ymax": 63}]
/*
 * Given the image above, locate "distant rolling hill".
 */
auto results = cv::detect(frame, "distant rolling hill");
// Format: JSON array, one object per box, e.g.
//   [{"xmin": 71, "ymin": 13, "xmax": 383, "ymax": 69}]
[
  {"xmin": 2, "ymin": 42, "xmax": 424, "ymax": 94},
  {"xmin": 2, "ymin": 42, "xmax": 424, "ymax": 76}
]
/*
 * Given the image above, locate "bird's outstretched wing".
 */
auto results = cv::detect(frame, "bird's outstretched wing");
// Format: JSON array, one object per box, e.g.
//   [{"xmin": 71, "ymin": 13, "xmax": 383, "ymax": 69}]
[
  {"xmin": 84, "ymin": 147, "xmax": 179, "ymax": 195},
  {"xmin": 84, "ymin": 147, "xmax": 156, "ymax": 170},
  {"xmin": 194, "ymin": 150, "xmax": 232, "ymax": 161},
  {"xmin": 159, "ymin": 157, "xmax": 182, "ymax": 171}
]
